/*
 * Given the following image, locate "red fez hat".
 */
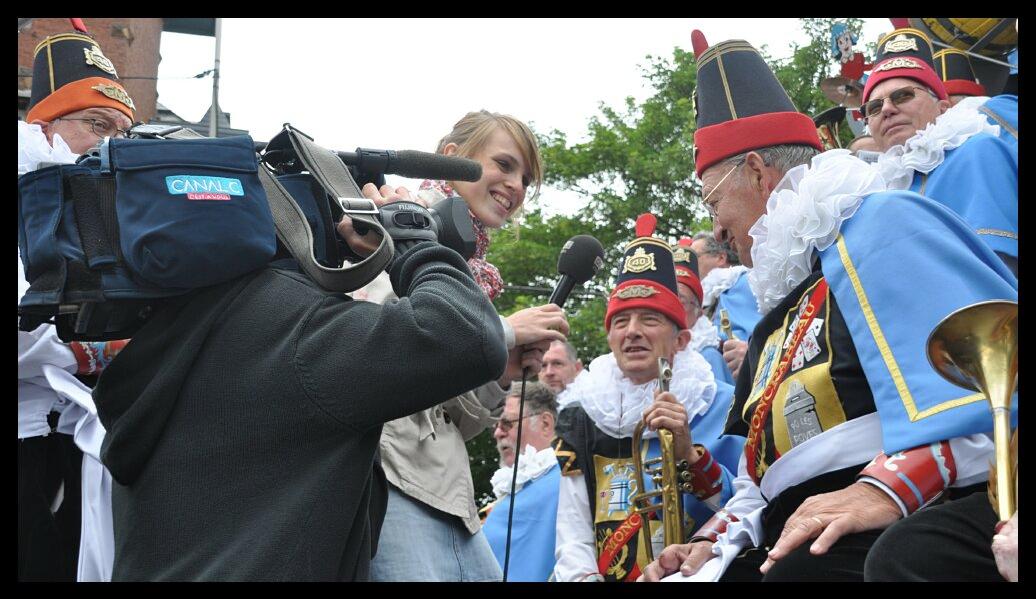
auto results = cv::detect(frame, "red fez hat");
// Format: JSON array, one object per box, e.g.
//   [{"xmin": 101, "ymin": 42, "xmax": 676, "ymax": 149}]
[
  {"xmin": 691, "ymin": 30, "xmax": 822, "ymax": 177},
  {"xmin": 934, "ymin": 48, "xmax": 987, "ymax": 97},
  {"xmin": 862, "ymin": 28, "xmax": 948, "ymax": 102},
  {"xmin": 605, "ymin": 214, "xmax": 688, "ymax": 331},
  {"xmin": 672, "ymin": 237, "xmax": 703, "ymax": 304}
]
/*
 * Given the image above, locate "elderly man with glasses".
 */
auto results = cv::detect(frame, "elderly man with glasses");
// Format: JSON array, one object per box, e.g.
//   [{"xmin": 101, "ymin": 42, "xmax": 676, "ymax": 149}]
[
  {"xmin": 481, "ymin": 382, "xmax": 562, "ymax": 581},
  {"xmin": 18, "ymin": 28, "xmax": 136, "ymax": 582},
  {"xmin": 637, "ymin": 30, "xmax": 1014, "ymax": 583},
  {"xmin": 861, "ymin": 28, "xmax": 1016, "ymax": 275}
]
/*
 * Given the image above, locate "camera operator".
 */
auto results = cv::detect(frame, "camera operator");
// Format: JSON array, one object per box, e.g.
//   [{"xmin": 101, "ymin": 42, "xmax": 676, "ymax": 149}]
[
  {"xmin": 340, "ymin": 111, "xmax": 570, "ymax": 582},
  {"xmin": 89, "ymin": 152, "xmax": 512, "ymax": 580},
  {"xmin": 18, "ymin": 29, "xmax": 135, "ymax": 582}
]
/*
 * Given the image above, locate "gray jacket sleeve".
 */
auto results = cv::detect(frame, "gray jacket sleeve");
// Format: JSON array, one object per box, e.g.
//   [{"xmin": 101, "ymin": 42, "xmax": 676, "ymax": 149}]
[{"xmin": 293, "ymin": 242, "xmax": 508, "ymax": 431}]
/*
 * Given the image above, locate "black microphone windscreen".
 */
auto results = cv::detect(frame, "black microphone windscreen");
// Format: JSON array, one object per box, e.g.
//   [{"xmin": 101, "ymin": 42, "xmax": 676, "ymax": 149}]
[
  {"xmin": 557, "ymin": 235, "xmax": 606, "ymax": 284},
  {"xmin": 391, "ymin": 151, "xmax": 482, "ymax": 182}
]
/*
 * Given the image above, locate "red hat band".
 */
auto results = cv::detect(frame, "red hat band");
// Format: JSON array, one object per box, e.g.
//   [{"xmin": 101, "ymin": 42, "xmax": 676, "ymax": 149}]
[
  {"xmin": 674, "ymin": 266, "xmax": 703, "ymax": 304},
  {"xmin": 862, "ymin": 57, "xmax": 949, "ymax": 102},
  {"xmin": 694, "ymin": 111, "xmax": 822, "ymax": 177},
  {"xmin": 606, "ymin": 280, "xmax": 688, "ymax": 331}
]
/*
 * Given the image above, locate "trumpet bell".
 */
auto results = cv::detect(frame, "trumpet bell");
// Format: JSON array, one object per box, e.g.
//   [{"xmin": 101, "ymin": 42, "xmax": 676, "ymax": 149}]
[
  {"xmin": 926, "ymin": 300, "xmax": 1018, "ymax": 407},
  {"xmin": 926, "ymin": 299, "xmax": 1017, "ymax": 519}
]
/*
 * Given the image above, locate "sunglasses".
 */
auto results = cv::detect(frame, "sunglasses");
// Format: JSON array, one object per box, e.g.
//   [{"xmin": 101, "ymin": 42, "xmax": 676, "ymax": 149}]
[{"xmin": 862, "ymin": 86, "xmax": 936, "ymax": 119}]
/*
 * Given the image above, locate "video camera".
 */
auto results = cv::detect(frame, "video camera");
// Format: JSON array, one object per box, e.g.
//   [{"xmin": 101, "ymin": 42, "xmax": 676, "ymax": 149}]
[{"xmin": 17, "ymin": 123, "xmax": 483, "ymax": 341}]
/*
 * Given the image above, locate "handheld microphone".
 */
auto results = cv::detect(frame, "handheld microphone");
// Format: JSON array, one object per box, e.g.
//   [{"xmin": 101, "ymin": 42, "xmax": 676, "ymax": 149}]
[
  {"xmin": 548, "ymin": 235, "xmax": 607, "ymax": 307},
  {"xmin": 504, "ymin": 234, "xmax": 606, "ymax": 582},
  {"xmin": 339, "ymin": 148, "xmax": 483, "ymax": 182}
]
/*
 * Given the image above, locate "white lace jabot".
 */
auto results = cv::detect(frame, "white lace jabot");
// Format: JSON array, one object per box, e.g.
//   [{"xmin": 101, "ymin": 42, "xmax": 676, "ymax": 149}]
[
  {"xmin": 701, "ymin": 265, "xmax": 749, "ymax": 309},
  {"xmin": 689, "ymin": 314, "xmax": 720, "ymax": 354},
  {"xmin": 747, "ymin": 150, "xmax": 886, "ymax": 314},
  {"xmin": 490, "ymin": 445, "xmax": 558, "ymax": 498},
  {"xmin": 558, "ymin": 346, "xmax": 717, "ymax": 439},
  {"xmin": 18, "ymin": 121, "xmax": 78, "ymax": 175},
  {"xmin": 874, "ymin": 95, "xmax": 998, "ymax": 190}
]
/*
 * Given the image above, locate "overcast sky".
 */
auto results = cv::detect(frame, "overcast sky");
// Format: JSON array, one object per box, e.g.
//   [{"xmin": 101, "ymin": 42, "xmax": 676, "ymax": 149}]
[{"xmin": 156, "ymin": 18, "xmax": 894, "ymax": 215}]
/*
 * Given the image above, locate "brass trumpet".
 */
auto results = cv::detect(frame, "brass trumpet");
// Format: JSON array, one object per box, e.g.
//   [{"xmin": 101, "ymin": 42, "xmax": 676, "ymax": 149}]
[
  {"xmin": 926, "ymin": 300, "xmax": 1018, "ymax": 519},
  {"xmin": 630, "ymin": 357, "xmax": 688, "ymax": 563}
]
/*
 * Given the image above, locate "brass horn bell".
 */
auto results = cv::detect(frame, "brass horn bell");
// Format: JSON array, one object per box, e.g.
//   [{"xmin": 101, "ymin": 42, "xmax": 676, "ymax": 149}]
[{"xmin": 926, "ymin": 300, "xmax": 1018, "ymax": 519}]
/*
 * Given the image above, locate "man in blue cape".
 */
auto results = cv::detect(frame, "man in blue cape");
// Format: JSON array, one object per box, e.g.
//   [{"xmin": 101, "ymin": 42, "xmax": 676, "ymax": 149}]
[
  {"xmin": 862, "ymin": 28, "xmax": 1017, "ymax": 274},
  {"xmin": 481, "ymin": 383, "xmax": 561, "ymax": 581}
]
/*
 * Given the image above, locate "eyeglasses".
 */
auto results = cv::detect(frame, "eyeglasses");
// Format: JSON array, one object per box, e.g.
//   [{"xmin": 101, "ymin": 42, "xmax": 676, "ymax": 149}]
[
  {"xmin": 494, "ymin": 412, "xmax": 541, "ymax": 432},
  {"xmin": 861, "ymin": 86, "xmax": 937, "ymax": 119},
  {"xmin": 54, "ymin": 117, "xmax": 130, "ymax": 139},
  {"xmin": 701, "ymin": 159, "xmax": 744, "ymax": 219}
]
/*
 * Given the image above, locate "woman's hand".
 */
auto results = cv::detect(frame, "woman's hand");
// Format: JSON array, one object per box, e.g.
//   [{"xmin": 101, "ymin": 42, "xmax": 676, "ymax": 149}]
[
  {"xmin": 505, "ymin": 304, "xmax": 570, "ymax": 346},
  {"xmin": 498, "ymin": 339, "xmax": 552, "ymax": 387}
]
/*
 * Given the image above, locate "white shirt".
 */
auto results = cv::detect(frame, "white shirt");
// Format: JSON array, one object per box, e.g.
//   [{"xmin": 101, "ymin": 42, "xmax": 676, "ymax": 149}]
[{"xmin": 18, "ymin": 121, "xmax": 114, "ymax": 581}]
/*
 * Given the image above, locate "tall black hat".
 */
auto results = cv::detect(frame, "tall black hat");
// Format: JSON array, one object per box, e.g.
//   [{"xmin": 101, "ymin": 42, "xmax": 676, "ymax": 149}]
[
  {"xmin": 933, "ymin": 48, "xmax": 987, "ymax": 97},
  {"xmin": 863, "ymin": 28, "xmax": 948, "ymax": 102},
  {"xmin": 605, "ymin": 214, "xmax": 687, "ymax": 331},
  {"xmin": 27, "ymin": 32, "xmax": 135, "ymax": 123},
  {"xmin": 690, "ymin": 31, "xmax": 822, "ymax": 177}
]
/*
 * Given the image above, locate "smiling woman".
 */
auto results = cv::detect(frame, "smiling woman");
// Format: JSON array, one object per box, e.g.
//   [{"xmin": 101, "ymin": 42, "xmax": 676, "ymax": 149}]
[{"xmin": 356, "ymin": 110, "xmax": 575, "ymax": 582}]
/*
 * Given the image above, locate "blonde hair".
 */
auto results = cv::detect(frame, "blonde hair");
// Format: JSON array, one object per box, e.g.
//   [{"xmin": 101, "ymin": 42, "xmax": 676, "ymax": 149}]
[{"xmin": 436, "ymin": 110, "xmax": 544, "ymax": 202}]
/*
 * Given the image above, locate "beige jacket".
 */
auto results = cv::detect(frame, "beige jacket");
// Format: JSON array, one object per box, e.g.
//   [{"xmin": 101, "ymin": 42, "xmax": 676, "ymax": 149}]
[{"xmin": 356, "ymin": 272, "xmax": 508, "ymax": 534}]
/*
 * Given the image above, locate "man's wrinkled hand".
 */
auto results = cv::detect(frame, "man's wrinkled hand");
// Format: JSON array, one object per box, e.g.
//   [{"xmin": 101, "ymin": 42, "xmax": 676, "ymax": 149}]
[
  {"xmin": 992, "ymin": 511, "xmax": 1018, "ymax": 582},
  {"xmin": 759, "ymin": 482, "xmax": 902, "ymax": 575},
  {"xmin": 722, "ymin": 339, "xmax": 748, "ymax": 378},
  {"xmin": 643, "ymin": 390, "xmax": 695, "ymax": 466},
  {"xmin": 638, "ymin": 541, "xmax": 716, "ymax": 581}
]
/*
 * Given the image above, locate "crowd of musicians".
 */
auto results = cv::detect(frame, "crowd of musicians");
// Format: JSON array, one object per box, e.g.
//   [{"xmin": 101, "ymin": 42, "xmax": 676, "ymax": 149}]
[{"xmin": 19, "ymin": 20, "xmax": 1017, "ymax": 582}]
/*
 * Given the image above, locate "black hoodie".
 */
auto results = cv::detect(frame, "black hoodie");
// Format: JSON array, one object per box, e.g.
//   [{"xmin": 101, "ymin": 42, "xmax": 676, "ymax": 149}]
[{"xmin": 94, "ymin": 243, "xmax": 507, "ymax": 581}]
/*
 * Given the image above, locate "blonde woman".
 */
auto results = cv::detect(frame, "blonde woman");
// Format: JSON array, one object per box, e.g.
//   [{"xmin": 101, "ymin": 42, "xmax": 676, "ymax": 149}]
[{"xmin": 341, "ymin": 111, "xmax": 570, "ymax": 581}]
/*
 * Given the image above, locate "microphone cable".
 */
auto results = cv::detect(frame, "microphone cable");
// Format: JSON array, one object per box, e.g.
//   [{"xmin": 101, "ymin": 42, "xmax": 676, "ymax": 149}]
[{"xmin": 501, "ymin": 366, "xmax": 530, "ymax": 582}]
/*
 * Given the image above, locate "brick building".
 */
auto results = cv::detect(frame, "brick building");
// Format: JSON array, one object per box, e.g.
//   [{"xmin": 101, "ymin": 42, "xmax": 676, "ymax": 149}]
[
  {"xmin": 18, "ymin": 18, "xmax": 163, "ymax": 122},
  {"xmin": 18, "ymin": 17, "xmax": 243, "ymax": 138}
]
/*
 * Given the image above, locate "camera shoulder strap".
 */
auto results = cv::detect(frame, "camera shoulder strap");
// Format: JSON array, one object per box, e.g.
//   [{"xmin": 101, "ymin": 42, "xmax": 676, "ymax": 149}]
[{"xmin": 263, "ymin": 124, "xmax": 394, "ymax": 292}]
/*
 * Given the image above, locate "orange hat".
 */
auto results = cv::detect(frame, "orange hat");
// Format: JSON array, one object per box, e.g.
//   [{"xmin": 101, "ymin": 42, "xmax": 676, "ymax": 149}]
[{"xmin": 27, "ymin": 32, "xmax": 135, "ymax": 123}]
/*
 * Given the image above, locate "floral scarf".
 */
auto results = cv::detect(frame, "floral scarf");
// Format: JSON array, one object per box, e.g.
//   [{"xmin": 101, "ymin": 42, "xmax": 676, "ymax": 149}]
[{"xmin": 417, "ymin": 179, "xmax": 504, "ymax": 301}]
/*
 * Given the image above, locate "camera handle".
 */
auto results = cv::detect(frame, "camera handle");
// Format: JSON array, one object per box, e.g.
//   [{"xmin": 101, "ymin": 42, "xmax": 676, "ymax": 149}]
[{"xmin": 258, "ymin": 124, "xmax": 394, "ymax": 292}]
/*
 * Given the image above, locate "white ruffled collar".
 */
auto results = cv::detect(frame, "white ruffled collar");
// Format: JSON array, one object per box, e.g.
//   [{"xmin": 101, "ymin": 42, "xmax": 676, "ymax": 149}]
[
  {"xmin": 747, "ymin": 150, "xmax": 886, "ymax": 314},
  {"xmin": 689, "ymin": 314, "xmax": 720, "ymax": 353},
  {"xmin": 874, "ymin": 95, "xmax": 998, "ymax": 190},
  {"xmin": 490, "ymin": 445, "xmax": 559, "ymax": 498},
  {"xmin": 701, "ymin": 265, "xmax": 749, "ymax": 309},
  {"xmin": 18, "ymin": 121, "xmax": 79, "ymax": 175},
  {"xmin": 746, "ymin": 99, "xmax": 999, "ymax": 315},
  {"xmin": 556, "ymin": 346, "xmax": 717, "ymax": 439}
]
